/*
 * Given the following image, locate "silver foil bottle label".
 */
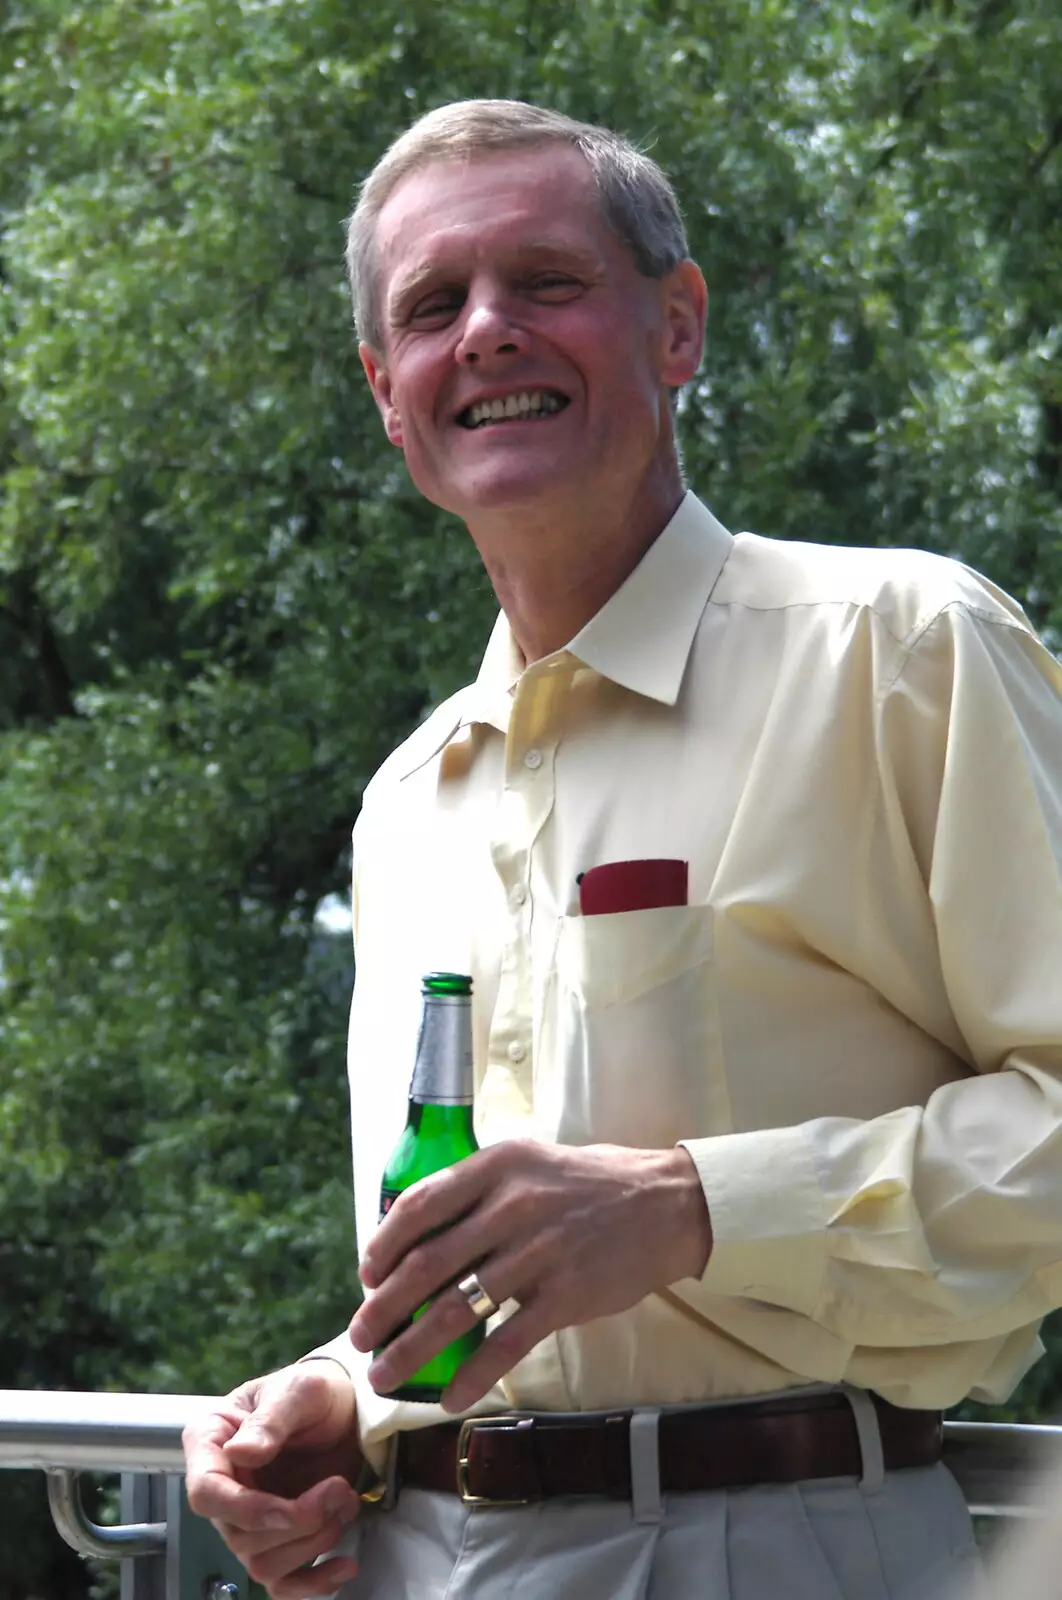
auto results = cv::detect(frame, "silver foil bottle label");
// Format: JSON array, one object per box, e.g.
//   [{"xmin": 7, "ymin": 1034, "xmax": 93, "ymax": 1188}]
[{"xmin": 408, "ymin": 995, "xmax": 474, "ymax": 1105}]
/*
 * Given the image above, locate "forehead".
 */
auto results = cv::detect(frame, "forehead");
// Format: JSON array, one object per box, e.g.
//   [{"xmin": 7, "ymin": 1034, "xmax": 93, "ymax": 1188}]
[{"xmin": 374, "ymin": 146, "xmax": 617, "ymax": 296}]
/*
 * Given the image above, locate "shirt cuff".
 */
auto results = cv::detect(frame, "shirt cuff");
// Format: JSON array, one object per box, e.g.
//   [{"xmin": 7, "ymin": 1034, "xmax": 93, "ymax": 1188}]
[
  {"xmin": 679, "ymin": 1126, "xmax": 830, "ymax": 1316},
  {"xmin": 303, "ymin": 1331, "xmax": 466, "ymax": 1480},
  {"xmin": 303, "ymin": 1330, "xmax": 363, "ymax": 1381}
]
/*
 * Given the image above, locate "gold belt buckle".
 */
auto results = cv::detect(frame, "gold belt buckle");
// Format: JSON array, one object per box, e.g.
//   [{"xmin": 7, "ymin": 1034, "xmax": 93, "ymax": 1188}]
[{"xmin": 457, "ymin": 1415, "xmax": 536, "ymax": 1507}]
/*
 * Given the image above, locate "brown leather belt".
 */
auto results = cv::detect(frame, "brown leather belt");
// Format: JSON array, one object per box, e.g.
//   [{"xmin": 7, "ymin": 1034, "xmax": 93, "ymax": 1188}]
[{"xmin": 397, "ymin": 1392, "xmax": 943, "ymax": 1506}]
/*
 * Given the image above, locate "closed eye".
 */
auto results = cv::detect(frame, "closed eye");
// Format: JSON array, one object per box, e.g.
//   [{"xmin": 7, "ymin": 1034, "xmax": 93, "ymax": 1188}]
[
  {"xmin": 528, "ymin": 273, "xmax": 582, "ymax": 297},
  {"xmin": 408, "ymin": 289, "xmax": 466, "ymax": 325}
]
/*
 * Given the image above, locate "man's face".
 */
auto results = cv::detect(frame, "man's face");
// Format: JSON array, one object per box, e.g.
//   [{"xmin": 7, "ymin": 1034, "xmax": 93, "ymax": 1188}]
[{"xmin": 360, "ymin": 145, "xmax": 703, "ymax": 526}]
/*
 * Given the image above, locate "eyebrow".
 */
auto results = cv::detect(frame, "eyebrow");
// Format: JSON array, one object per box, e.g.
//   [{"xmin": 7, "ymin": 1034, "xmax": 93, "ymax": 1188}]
[{"xmin": 387, "ymin": 238, "xmax": 602, "ymax": 323}]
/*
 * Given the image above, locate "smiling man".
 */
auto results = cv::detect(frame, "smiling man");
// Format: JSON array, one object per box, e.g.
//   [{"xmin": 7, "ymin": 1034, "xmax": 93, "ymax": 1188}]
[
  {"xmin": 183, "ymin": 101, "xmax": 1062, "ymax": 1600},
  {"xmin": 358, "ymin": 139, "xmax": 705, "ymax": 661}
]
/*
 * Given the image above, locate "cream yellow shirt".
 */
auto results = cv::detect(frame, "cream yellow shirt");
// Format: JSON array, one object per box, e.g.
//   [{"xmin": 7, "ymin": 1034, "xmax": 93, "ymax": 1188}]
[{"xmin": 320, "ymin": 493, "xmax": 1062, "ymax": 1468}]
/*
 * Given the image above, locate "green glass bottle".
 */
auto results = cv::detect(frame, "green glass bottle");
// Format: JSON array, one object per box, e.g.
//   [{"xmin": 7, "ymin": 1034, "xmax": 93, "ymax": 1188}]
[{"xmin": 377, "ymin": 972, "xmax": 483, "ymax": 1402}]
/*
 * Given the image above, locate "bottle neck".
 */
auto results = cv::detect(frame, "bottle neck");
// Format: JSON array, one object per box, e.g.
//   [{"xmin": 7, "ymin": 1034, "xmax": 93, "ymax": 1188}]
[
  {"xmin": 406, "ymin": 1101, "xmax": 476, "ymax": 1139},
  {"xmin": 409, "ymin": 994, "xmax": 473, "ymax": 1106}
]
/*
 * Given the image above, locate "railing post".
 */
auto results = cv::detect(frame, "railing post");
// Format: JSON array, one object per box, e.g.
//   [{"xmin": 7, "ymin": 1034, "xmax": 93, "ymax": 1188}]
[
  {"xmin": 114, "ymin": 1472, "xmax": 247, "ymax": 1600},
  {"xmin": 120, "ymin": 1473, "xmax": 168, "ymax": 1600}
]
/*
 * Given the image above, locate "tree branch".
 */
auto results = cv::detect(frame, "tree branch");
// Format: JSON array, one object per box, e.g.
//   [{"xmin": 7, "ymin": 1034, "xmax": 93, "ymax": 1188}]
[
  {"xmin": 1029, "ymin": 115, "xmax": 1062, "ymax": 179},
  {"xmin": 2, "ymin": 574, "xmax": 82, "ymax": 722}
]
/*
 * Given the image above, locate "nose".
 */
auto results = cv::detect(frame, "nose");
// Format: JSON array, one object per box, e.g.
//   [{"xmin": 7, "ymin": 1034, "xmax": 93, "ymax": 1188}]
[{"xmin": 455, "ymin": 288, "xmax": 528, "ymax": 366}]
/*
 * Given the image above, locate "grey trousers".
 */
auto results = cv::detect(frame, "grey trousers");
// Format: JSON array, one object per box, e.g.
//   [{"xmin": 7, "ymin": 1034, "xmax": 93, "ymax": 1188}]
[{"xmin": 334, "ymin": 1461, "xmax": 982, "ymax": 1600}]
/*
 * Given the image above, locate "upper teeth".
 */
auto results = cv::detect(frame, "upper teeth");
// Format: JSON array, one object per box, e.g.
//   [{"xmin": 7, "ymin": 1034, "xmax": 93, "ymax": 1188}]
[{"xmin": 466, "ymin": 391, "xmax": 563, "ymax": 426}]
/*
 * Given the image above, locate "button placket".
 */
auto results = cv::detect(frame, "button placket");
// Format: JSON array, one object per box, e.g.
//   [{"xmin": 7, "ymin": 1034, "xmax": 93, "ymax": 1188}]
[{"xmin": 486, "ymin": 661, "xmax": 573, "ymax": 1115}]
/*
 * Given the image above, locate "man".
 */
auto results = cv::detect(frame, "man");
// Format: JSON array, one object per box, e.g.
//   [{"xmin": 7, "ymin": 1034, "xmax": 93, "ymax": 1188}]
[{"xmin": 183, "ymin": 100, "xmax": 1062, "ymax": 1599}]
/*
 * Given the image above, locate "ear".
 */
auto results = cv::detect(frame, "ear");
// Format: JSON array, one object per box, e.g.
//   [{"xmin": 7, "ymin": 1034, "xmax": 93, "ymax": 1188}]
[
  {"xmin": 658, "ymin": 260, "xmax": 708, "ymax": 390},
  {"xmin": 359, "ymin": 343, "xmax": 405, "ymax": 448}
]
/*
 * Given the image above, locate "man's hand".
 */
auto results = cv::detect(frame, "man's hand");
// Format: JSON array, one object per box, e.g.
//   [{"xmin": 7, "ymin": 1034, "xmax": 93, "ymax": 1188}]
[
  {"xmin": 182, "ymin": 1360, "xmax": 362, "ymax": 1600},
  {"xmin": 349, "ymin": 1139, "xmax": 712, "ymax": 1412}
]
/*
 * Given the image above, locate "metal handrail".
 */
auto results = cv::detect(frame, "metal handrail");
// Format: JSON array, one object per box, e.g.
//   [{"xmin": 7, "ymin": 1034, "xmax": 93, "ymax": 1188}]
[
  {"xmin": 0, "ymin": 1391, "xmax": 223, "ymax": 1562},
  {"xmin": 0, "ymin": 1391, "xmax": 248, "ymax": 1595},
  {"xmin": 0, "ymin": 1389, "xmax": 218, "ymax": 1474}
]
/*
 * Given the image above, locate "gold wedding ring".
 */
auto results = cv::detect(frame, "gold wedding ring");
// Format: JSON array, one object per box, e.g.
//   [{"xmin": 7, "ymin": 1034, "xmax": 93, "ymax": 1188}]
[{"xmin": 457, "ymin": 1271, "xmax": 498, "ymax": 1320}]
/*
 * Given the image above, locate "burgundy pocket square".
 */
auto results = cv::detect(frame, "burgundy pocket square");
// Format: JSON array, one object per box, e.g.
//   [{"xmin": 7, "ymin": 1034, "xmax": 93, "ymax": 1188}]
[{"xmin": 578, "ymin": 859, "xmax": 688, "ymax": 915}]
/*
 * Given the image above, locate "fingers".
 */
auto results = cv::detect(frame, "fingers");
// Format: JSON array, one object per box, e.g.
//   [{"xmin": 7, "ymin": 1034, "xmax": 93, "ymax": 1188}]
[
  {"xmin": 225, "ymin": 1486, "xmax": 360, "ymax": 1585},
  {"xmin": 358, "ymin": 1141, "xmax": 538, "ymax": 1288},
  {"xmin": 208, "ymin": 1474, "xmax": 360, "ymax": 1600},
  {"xmin": 354, "ymin": 1141, "xmax": 701, "ymax": 1413},
  {"xmin": 190, "ymin": 1463, "xmax": 313, "ymax": 1533},
  {"xmin": 181, "ymin": 1368, "xmax": 363, "ymax": 1600},
  {"xmin": 365, "ymin": 1235, "xmax": 555, "ymax": 1402},
  {"xmin": 183, "ymin": 1361, "xmax": 362, "ymax": 1596},
  {"xmin": 224, "ymin": 1363, "xmax": 354, "ymax": 1466},
  {"xmin": 269, "ymin": 1554, "xmax": 361, "ymax": 1600},
  {"xmin": 357, "ymin": 1162, "xmax": 482, "ymax": 1289},
  {"xmin": 441, "ymin": 1299, "xmax": 553, "ymax": 1412},
  {"xmin": 184, "ymin": 1406, "xmax": 286, "ymax": 1531},
  {"xmin": 351, "ymin": 1208, "xmax": 508, "ymax": 1356},
  {"xmin": 365, "ymin": 1270, "xmax": 493, "ymax": 1395}
]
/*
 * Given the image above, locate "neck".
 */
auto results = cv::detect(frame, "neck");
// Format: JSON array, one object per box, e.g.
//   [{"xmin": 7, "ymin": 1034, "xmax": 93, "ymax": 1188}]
[{"xmin": 466, "ymin": 458, "xmax": 685, "ymax": 663}]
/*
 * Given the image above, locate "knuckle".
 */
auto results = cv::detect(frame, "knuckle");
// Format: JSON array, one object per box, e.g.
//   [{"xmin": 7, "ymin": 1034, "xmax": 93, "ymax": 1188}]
[
  {"xmin": 403, "ymin": 1239, "xmax": 432, "ymax": 1285},
  {"xmin": 508, "ymin": 1136, "xmax": 542, "ymax": 1166},
  {"xmin": 484, "ymin": 1140, "xmax": 519, "ymax": 1178},
  {"xmin": 489, "ymin": 1318, "xmax": 530, "ymax": 1363},
  {"xmin": 184, "ymin": 1482, "xmax": 208, "ymax": 1516},
  {"xmin": 400, "ymin": 1177, "xmax": 436, "ymax": 1218},
  {"xmin": 246, "ymin": 1539, "xmax": 297, "ymax": 1586},
  {"xmin": 246, "ymin": 1551, "xmax": 272, "ymax": 1583},
  {"xmin": 226, "ymin": 1534, "xmax": 256, "ymax": 1566},
  {"xmin": 447, "ymin": 1286, "xmax": 477, "ymax": 1331},
  {"xmin": 287, "ymin": 1362, "xmax": 325, "ymax": 1403},
  {"xmin": 224, "ymin": 1377, "xmax": 260, "ymax": 1415},
  {"xmin": 505, "ymin": 1187, "xmax": 542, "ymax": 1229}
]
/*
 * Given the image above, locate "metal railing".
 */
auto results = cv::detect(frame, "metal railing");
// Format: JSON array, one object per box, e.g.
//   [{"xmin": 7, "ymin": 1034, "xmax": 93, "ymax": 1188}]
[
  {"xmin": 0, "ymin": 1390, "xmax": 247, "ymax": 1600},
  {"xmin": 3, "ymin": 1390, "xmax": 1062, "ymax": 1597}
]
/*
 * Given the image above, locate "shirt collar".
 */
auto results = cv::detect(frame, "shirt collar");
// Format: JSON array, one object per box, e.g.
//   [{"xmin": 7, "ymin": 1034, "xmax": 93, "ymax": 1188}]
[
  {"xmin": 566, "ymin": 493, "xmax": 733, "ymax": 704},
  {"xmin": 465, "ymin": 492, "xmax": 734, "ymax": 720}
]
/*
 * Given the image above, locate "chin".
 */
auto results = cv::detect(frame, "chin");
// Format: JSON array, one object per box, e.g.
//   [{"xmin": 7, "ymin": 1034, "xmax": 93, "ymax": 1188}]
[{"xmin": 454, "ymin": 460, "xmax": 580, "ymax": 515}]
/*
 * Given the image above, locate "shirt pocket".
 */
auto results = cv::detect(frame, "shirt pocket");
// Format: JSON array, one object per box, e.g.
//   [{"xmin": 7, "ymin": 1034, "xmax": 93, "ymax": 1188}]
[{"xmin": 538, "ymin": 904, "xmax": 731, "ymax": 1149}]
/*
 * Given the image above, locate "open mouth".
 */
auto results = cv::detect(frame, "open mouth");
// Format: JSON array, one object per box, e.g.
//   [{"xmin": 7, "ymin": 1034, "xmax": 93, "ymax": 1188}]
[{"xmin": 457, "ymin": 389, "xmax": 570, "ymax": 429}]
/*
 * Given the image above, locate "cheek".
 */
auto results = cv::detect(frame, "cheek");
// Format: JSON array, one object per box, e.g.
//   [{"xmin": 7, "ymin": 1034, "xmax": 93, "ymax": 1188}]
[
  {"xmin": 570, "ymin": 316, "xmax": 661, "ymax": 401},
  {"xmin": 390, "ymin": 359, "xmax": 446, "ymax": 445}
]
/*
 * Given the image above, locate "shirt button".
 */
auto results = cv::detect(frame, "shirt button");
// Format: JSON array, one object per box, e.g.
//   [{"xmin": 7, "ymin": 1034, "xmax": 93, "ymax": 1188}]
[
  {"xmin": 509, "ymin": 884, "xmax": 528, "ymax": 909},
  {"xmin": 507, "ymin": 1040, "xmax": 527, "ymax": 1064},
  {"xmin": 523, "ymin": 748, "xmax": 543, "ymax": 770}
]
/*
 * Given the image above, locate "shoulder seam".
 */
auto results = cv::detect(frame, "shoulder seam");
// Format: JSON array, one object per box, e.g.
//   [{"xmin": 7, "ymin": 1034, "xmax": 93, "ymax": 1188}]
[
  {"xmin": 880, "ymin": 600, "xmax": 1032, "ymax": 698},
  {"xmin": 707, "ymin": 594, "xmax": 909, "ymax": 650}
]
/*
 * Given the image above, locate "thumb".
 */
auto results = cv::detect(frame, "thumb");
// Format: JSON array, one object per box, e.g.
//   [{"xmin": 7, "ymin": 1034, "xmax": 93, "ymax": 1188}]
[{"xmin": 223, "ymin": 1406, "xmax": 291, "ymax": 1466}]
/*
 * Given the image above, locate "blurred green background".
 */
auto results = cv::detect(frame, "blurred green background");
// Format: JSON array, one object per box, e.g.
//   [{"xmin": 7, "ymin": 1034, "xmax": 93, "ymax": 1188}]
[{"xmin": 2, "ymin": 0, "xmax": 1060, "ymax": 1593}]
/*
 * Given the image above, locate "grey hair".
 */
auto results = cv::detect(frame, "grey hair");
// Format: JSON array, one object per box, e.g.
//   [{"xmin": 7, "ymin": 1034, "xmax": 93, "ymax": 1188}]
[{"xmin": 346, "ymin": 99, "xmax": 689, "ymax": 351}]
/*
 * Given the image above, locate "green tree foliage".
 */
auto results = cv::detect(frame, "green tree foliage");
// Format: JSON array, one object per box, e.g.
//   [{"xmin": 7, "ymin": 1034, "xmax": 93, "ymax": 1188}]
[{"xmin": 0, "ymin": 1, "xmax": 1060, "ymax": 1593}]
